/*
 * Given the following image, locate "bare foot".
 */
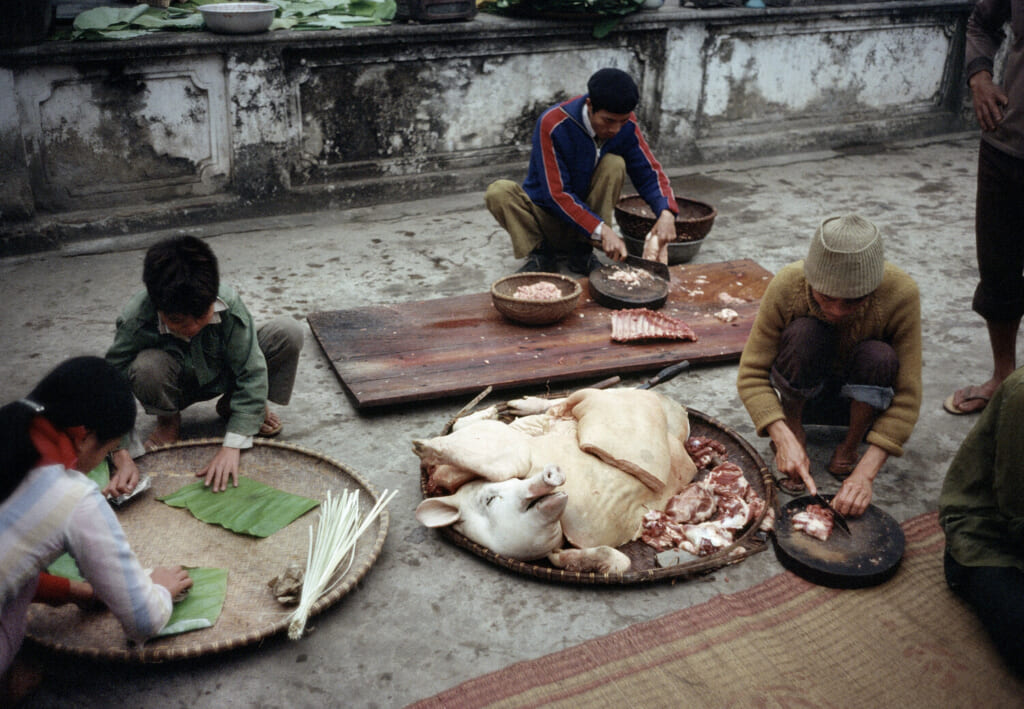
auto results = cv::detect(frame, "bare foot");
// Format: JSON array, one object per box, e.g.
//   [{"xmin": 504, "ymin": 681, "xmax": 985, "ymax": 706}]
[{"xmin": 145, "ymin": 413, "xmax": 181, "ymax": 451}]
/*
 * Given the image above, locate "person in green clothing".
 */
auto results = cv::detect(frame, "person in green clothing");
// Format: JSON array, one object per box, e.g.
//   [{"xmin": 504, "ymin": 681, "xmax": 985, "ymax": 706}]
[
  {"xmin": 939, "ymin": 368, "xmax": 1024, "ymax": 678},
  {"xmin": 105, "ymin": 236, "xmax": 304, "ymax": 493},
  {"xmin": 736, "ymin": 214, "xmax": 922, "ymax": 517}
]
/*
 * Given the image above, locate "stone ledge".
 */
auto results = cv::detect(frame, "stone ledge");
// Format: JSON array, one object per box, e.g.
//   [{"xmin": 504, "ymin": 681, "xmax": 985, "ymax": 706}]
[{"xmin": 0, "ymin": 0, "xmax": 975, "ymax": 254}]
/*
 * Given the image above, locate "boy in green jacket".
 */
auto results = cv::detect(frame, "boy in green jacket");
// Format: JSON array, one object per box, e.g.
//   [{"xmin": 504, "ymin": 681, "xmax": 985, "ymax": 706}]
[{"xmin": 105, "ymin": 236, "xmax": 303, "ymax": 493}]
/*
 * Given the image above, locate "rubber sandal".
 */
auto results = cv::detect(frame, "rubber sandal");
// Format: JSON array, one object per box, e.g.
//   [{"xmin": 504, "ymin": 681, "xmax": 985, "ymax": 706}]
[
  {"xmin": 943, "ymin": 388, "xmax": 990, "ymax": 415},
  {"xmin": 769, "ymin": 442, "xmax": 807, "ymax": 494},
  {"xmin": 257, "ymin": 418, "xmax": 283, "ymax": 438},
  {"xmin": 777, "ymin": 475, "xmax": 807, "ymax": 495}
]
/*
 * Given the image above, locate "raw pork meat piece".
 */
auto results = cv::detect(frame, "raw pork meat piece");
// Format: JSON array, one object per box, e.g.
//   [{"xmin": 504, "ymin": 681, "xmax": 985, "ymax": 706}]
[
  {"xmin": 664, "ymin": 482, "xmax": 717, "ymax": 524},
  {"xmin": 791, "ymin": 504, "xmax": 834, "ymax": 541},
  {"xmin": 711, "ymin": 494, "xmax": 751, "ymax": 531},
  {"xmin": 685, "ymin": 436, "xmax": 728, "ymax": 470},
  {"xmin": 640, "ymin": 510, "xmax": 686, "ymax": 551},
  {"xmin": 679, "ymin": 522, "xmax": 734, "ymax": 556},
  {"xmin": 704, "ymin": 462, "xmax": 749, "ymax": 497}
]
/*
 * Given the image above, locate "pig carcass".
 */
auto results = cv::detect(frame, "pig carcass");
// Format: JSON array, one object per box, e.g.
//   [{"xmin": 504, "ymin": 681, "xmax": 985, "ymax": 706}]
[{"xmin": 414, "ymin": 388, "xmax": 698, "ymax": 574}]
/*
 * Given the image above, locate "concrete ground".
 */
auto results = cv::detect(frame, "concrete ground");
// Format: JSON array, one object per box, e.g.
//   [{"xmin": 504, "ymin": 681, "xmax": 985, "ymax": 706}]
[{"xmin": 0, "ymin": 133, "xmax": 1003, "ymax": 708}]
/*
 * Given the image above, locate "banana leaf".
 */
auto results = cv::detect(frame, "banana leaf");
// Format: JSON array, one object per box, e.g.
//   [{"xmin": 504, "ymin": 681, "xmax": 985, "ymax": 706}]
[
  {"xmin": 156, "ymin": 567, "xmax": 228, "ymax": 637},
  {"xmin": 46, "ymin": 460, "xmax": 111, "ymax": 582},
  {"xmin": 158, "ymin": 476, "xmax": 320, "ymax": 538},
  {"xmin": 64, "ymin": 0, "xmax": 393, "ymax": 40},
  {"xmin": 72, "ymin": 4, "xmax": 150, "ymax": 30}
]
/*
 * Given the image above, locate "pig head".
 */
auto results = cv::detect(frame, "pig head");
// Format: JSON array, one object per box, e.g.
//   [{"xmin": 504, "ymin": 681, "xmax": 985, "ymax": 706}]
[{"xmin": 415, "ymin": 465, "xmax": 568, "ymax": 561}]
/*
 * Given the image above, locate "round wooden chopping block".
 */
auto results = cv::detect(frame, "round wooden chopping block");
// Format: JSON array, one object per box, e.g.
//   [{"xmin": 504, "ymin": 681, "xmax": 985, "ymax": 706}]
[
  {"xmin": 772, "ymin": 495, "xmax": 905, "ymax": 589},
  {"xmin": 588, "ymin": 264, "xmax": 669, "ymax": 310}
]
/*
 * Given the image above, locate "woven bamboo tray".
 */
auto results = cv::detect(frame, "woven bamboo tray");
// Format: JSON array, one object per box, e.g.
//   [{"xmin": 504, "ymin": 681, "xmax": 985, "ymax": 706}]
[
  {"xmin": 419, "ymin": 402, "xmax": 774, "ymax": 585},
  {"xmin": 26, "ymin": 439, "xmax": 389, "ymax": 662}
]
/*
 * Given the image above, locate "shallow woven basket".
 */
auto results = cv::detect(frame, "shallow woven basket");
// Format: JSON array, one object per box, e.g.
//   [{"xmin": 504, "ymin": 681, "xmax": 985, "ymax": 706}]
[
  {"xmin": 490, "ymin": 273, "xmax": 582, "ymax": 325},
  {"xmin": 420, "ymin": 397, "xmax": 775, "ymax": 586},
  {"xmin": 26, "ymin": 439, "xmax": 388, "ymax": 663},
  {"xmin": 615, "ymin": 194, "xmax": 717, "ymax": 242}
]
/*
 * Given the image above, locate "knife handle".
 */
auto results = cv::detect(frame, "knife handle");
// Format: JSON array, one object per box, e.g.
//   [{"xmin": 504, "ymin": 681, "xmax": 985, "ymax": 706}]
[{"xmin": 638, "ymin": 360, "xmax": 690, "ymax": 389}]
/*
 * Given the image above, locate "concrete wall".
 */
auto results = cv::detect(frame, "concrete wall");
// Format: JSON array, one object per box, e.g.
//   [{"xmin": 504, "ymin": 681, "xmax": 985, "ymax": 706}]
[{"xmin": 0, "ymin": 0, "xmax": 973, "ymax": 253}]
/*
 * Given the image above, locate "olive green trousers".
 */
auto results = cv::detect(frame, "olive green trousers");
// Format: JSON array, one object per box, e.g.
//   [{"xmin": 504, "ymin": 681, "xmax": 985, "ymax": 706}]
[{"xmin": 484, "ymin": 154, "xmax": 625, "ymax": 259}]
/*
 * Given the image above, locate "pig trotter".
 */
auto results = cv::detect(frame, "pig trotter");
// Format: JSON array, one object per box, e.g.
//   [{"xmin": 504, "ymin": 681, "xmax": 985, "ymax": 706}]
[{"xmin": 548, "ymin": 546, "xmax": 631, "ymax": 575}]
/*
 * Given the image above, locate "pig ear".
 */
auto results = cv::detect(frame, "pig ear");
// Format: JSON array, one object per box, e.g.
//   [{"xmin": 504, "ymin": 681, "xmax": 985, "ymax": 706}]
[{"xmin": 415, "ymin": 497, "xmax": 462, "ymax": 528}]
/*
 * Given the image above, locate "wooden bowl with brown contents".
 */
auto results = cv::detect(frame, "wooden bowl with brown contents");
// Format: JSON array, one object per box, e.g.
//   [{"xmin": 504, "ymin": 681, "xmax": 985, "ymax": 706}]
[
  {"xmin": 615, "ymin": 194, "xmax": 716, "ymax": 264},
  {"xmin": 490, "ymin": 273, "xmax": 582, "ymax": 325}
]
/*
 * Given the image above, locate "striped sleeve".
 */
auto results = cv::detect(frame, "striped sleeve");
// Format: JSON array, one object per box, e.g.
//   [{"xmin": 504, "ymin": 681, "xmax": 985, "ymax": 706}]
[
  {"xmin": 623, "ymin": 120, "xmax": 678, "ymax": 217},
  {"xmin": 537, "ymin": 110, "xmax": 603, "ymax": 236}
]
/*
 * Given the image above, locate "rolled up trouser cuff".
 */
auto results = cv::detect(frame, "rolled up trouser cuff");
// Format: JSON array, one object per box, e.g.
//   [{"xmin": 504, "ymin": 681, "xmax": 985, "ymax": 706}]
[{"xmin": 840, "ymin": 383, "xmax": 894, "ymax": 410}]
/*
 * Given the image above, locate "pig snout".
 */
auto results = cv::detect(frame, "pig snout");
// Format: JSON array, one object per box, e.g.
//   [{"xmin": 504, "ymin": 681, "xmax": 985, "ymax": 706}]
[
  {"xmin": 523, "ymin": 465, "xmax": 567, "ymax": 521},
  {"xmin": 528, "ymin": 464, "xmax": 565, "ymax": 495}
]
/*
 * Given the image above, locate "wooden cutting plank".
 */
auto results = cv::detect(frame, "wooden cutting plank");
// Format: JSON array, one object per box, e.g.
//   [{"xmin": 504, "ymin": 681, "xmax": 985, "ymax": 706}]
[{"xmin": 308, "ymin": 259, "xmax": 772, "ymax": 409}]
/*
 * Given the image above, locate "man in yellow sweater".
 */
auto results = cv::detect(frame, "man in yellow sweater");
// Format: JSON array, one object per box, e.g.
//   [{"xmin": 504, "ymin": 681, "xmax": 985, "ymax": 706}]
[{"xmin": 737, "ymin": 215, "xmax": 922, "ymax": 517}]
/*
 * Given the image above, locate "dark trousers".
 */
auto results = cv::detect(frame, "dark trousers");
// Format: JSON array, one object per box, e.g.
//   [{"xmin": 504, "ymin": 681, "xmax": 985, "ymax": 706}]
[
  {"xmin": 973, "ymin": 140, "xmax": 1024, "ymax": 323},
  {"xmin": 944, "ymin": 551, "xmax": 1024, "ymax": 677},
  {"xmin": 770, "ymin": 317, "xmax": 898, "ymax": 424}
]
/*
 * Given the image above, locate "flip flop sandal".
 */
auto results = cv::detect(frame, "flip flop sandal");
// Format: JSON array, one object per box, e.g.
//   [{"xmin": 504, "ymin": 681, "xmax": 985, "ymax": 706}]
[
  {"xmin": 257, "ymin": 419, "xmax": 283, "ymax": 438},
  {"xmin": 776, "ymin": 475, "xmax": 807, "ymax": 495},
  {"xmin": 769, "ymin": 441, "xmax": 808, "ymax": 494},
  {"xmin": 943, "ymin": 390, "xmax": 990, "ymax": 415}
]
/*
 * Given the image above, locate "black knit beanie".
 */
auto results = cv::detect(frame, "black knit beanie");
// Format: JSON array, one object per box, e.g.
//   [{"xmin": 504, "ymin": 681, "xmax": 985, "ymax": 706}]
[{"xmin": 587, "ymin": 68, "xmax": 639, "ymax": 114}]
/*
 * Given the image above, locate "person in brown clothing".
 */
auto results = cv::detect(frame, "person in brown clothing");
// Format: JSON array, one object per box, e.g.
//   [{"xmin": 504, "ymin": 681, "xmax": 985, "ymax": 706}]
[{"xmin": 737, "ymin": 215, "xmax": 922, "ymax": 517}]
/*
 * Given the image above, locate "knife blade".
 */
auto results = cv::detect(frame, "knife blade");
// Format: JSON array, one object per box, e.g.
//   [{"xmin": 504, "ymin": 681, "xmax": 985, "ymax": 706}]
[
  {"xmin": 813, "ymin": 493, "xmax": 851, "ymax": 535},
  {"xmin": 588, "ymin": 236, "xmax": 671, "ymax": 280}
]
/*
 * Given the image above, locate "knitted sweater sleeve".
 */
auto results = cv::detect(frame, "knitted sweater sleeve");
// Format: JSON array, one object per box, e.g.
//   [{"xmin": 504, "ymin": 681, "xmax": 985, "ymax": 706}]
[
  {"xmin": 863, "ymin": 270, "xmax": 922, "ymax": 457},
  {"xmin": 736, "ymin": 265, "xmax": 798, "ymax": 436}
]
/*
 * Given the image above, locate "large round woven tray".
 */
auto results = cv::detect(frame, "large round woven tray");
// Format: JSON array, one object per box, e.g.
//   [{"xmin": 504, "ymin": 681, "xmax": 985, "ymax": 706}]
[
  {"xmin": 27, "ymin": 439, "xmax": 388, "ymax": 663},
  {"xmin": 419, "ymin": 405, "xmax": 774, "ymax": 585}
]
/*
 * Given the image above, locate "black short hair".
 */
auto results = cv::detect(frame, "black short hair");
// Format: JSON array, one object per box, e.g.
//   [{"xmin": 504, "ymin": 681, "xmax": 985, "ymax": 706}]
[
  {"xmin": 0, "ymin": 356, "xmax": 136, "ymax": 501},
  {"xmin": 587, "ymin": 68, "xmax": 640, "ymax": 115},
  {"xmin": 143, "ymin": 236, "xmax": 220, "ymax": 318}
]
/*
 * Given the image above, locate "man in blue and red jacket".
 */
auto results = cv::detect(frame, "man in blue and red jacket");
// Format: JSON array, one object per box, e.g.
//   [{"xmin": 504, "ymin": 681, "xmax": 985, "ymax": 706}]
[{"xmin": 485, "ymin": 68, "xmax": 679, "ymax": 274}]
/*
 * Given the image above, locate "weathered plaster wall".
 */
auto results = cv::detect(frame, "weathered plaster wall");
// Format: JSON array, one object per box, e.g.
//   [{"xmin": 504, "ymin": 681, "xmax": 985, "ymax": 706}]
[
  {"xmin": 0, "ymin": 1, "xmax": 975, "ymax": 253},
  {"xmin": 13, "ymin": 58, "xmax": 231, "ymax": 212}
]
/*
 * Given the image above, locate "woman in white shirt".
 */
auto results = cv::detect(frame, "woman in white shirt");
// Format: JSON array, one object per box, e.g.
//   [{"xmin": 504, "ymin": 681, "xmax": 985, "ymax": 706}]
[{"xmin": 0, "ymin": 357, "xmax": 192, "ymax": 703}]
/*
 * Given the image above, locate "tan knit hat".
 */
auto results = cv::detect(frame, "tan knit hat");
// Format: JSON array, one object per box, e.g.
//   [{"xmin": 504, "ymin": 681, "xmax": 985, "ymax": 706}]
[{"xmin": 804, "ymin": 214, "xmax": 884, "ymax": 298}]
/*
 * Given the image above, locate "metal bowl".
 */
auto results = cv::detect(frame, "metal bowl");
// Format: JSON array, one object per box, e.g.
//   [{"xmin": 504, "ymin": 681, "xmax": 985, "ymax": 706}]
[
  {"xmin": 490, "ymin": 273, "xmax": 582, "ymax": 325},
  {"xmin": 200, "ymin": 3, "xmax": 275, "ymax": 34}
]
